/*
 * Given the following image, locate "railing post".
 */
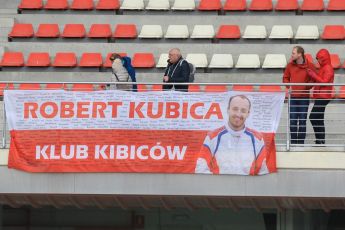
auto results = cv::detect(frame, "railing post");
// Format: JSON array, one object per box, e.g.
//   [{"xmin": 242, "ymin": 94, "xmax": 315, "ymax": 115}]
[
  {"xmin": 2, "ymin": 99, "xmax": 6, "ymax": 149},
  {"xmin": 286, "ymin": 88, "xmax": 291, "ymax": 151}
]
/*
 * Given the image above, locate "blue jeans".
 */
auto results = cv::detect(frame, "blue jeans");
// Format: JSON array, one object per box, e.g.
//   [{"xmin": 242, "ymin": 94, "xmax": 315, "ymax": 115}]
[{"xmin": 289, "ymin": 98, "xmax": 309, "ymax": 144}]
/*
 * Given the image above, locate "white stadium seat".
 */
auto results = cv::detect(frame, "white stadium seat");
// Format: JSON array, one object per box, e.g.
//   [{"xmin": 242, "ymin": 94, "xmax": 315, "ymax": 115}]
[
  {"xmin": 156, "ymin": 53, "xmax": 169, "ymax": 68},
  {"xmin": 191, "ymin": 25, "xmax": 215, "ymax": 39},
  {"xmin": 269, "ymin": 25, "xmax": 294, "ymax": 39},
  {"xmin": 295, "ymin": 25, "xmax": 320, "ymax": 39},
  {"xmin": 165, "ymin": 25, "xmax": 189, "ymax": 39},
  {"xmin": 235, "ymin": 54, "xmax": 261, "ymax": 68},
  {"xmin": 120, "ymin": 0, "xmax": 145, "ymax": 10},
  {"xmin": 242, "ymin": 25, "xmax": 267, "ymax": 39},
  {"xmin": 171, "ymin": 0, "xmax": 196, "ymax": 10},
  {"xmin": 208, "ymin": 54, "xmax": 234, "ymax": 68},
  {"xmin": 138, "ymin": 25, "xmax": 163, "ymax": 38},
  {"xmin": 186, "ymin": 53, "xmax": 208, "ymax": 68},
  {"xmin": 262, "ymin": 54, "xmax": 287, "ymax": 68},
  {"xmin": 146, "ymin": 0, "xmax": 170, "ymax": 10}
]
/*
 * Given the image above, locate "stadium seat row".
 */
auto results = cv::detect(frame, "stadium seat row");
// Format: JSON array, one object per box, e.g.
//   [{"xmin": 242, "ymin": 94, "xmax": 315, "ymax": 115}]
[
  {"xmin": 1, "ymin": 83, "xmax": 344, "ymax": 100},
  {"xmin": 8, "ymin": 24, "xmax": 345, "ymax": 40},
  {"xmin": 18, "ymin": 0, "xmax": 345, "ymax": 12},
  {"xmin": 1, "ymin": 52, "xmax": 345, "ymax": 69}
]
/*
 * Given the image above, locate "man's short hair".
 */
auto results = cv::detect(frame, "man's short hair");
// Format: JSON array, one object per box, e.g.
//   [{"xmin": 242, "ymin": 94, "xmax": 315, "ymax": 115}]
[
  {"xmin": 228, "ymin": 95, "xmax": 251, "ymax": 111},
  {"xmin": 169, "ymin": 48, "xmax": 181, "ymax": 56},
  {"xmin": 109, "ymin": 53, "xmax": 122, "ymax": 61}
]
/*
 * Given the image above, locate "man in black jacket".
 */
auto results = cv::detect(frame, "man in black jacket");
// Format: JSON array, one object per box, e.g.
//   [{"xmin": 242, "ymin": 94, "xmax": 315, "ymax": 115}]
[{"xmin": 163, "ymin": 48, "xmax": 190, "ymax": 92}]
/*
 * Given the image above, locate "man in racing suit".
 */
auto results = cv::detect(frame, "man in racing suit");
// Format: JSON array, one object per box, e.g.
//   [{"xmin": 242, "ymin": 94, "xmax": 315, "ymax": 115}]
[{"xmin": 195, "ymin": 95, "xmax": 269, "ymax": 175}]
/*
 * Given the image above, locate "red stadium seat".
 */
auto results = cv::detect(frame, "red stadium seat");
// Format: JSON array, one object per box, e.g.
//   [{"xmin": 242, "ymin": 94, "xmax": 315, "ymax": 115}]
[
  {"xmin": 44, "ymin": 0, "xmax": 68, "ymax": 10},
  {"xmin": 96, "ymin": 0, "xmax": 120, "ymax": 10},
  {"xmin": 8, "ymin": 24, "xmax": 34, "ymax": 39},
  {"xmin": 0, "ymin": 52, "xmax": 25, "ymax": 67},
  {"xmin": 18, "ymin": 0, "xmax": 43, "ymax": 10},
  {"xmin": 45, "ymin": 83, "xmax": 64, "ymax": 90},
  {"xmin": 232, "ymin": 85, "xmax": 254, "ymax": 92},
  {"xmin": 304, "ymin": 53, "xmax": 315, "ymax": 65},
  {"xmin": 71, "ymin": 84, "xmax": 94, "ymax": 91},
  {"xmin": 113, "ymin": 24, "xmax": 137, "ymax": 38},
  {"xmin": 327, "ymin": 0, "xmax": 345, "ymax": 11},
  {"xmin": 259, "ymin": 85, "xmax": 283, "ymax": 92},
  {"xmin": 223, "ymin": 0, "xmax": 246, "ymax": 11},
  {"xmin": 275, "ymin": 0, "xmax": 299, "ymax": 11},
  {"xmin": 216, "ymin": 25, "xmax": 241, "ymax": 39},
  {"xmin": 53, "ymin": 52, "xmax": 77, "ymax": 67},
  {"xmin": 70, "ymin": 0, "xmax": 94, "ymax": 10},
  {"xmin": 337, "ymin": 86, "xmax": 345, "ymax": 98},
  {"xmin": 35, "ymin": 24, "xmax": 60, "ymax": 38},
  {"xmin": 301, "ymin": 0, "xmax": 324, "ymax": 11},
  {"xmin": 19, "ymin": 83, "xmax": 41, "ymax": 90},
  {"xmin": 62, "ymin": 24, "xmax": 86, "ymax": 38},
  {"xmin": 330, "ymin": 54, "xmax": 341, "ymax": 69},
  {"xmin": 198, "ymin": 0, "xmax": 222, "ymax": 11},
  {"xmin": 249, "ymin": 0, "xmax": 273, "ymax": 11},
  {"xmin": 152, "ymin": 85, "xmax": 163, "ymax": 91},
  {"xmin": 321, "ymin": 25, "xmax": 345, "ymax": 40},
  {"xmin": 205, "ymin": 85, "xmax": 227, "ymax": 92},
  {"xmin": 132, "ymin": 53, "xmax": 155, "ymax": 68},
  {"xmin": 0, "ymin": 84, "xmax": 14, "ymax": 96},
  {"xmin": 137, "ymin": 84, "xmax": 148, "ymax": 92},
  {"xmin": 79, "ymin": 53, "xmax": 103, "ymax": 67},
  {"xmin": 88, "ymin": 24, "xmax": 112, "ymax": 38},
  {"xmin": 26, "ymin": 52, "xmax": 50, "ymax": 67},
  {"xmin": 188, "ymin": 85, "xmax": 201, "ymax": 92},
  {"xmin": 103, "ymin": 52, "xmax": 127, "ymax": 67}
]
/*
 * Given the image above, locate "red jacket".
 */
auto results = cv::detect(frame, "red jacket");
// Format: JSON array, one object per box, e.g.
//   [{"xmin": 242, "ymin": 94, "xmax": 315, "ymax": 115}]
[
  {"xmin": 307, "ymin": 49, "xmax": 334, "ymax": 99},
  {"xmin": 283, "ymin": 58, "xmax": 315, "ymax": 98}
]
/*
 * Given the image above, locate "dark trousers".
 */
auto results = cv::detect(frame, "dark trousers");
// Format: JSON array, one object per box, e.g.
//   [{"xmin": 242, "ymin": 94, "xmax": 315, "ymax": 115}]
[
  {"xmin": 289, "ymin": 98, "xmax": 309, "ymax": 144},
  {"xmin": 163, "ymin": 84, "xmax": 188, "ymax": 92},
  {"xmin": 309, "ymin": 99, "xmax": 330, "ymax": 143}
]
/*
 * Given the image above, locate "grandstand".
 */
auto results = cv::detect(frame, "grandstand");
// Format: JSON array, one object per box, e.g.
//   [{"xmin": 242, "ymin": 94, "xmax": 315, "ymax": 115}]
[{"xmin": 1, "ymin": 0, "xmax": 345, "ymax": 229}]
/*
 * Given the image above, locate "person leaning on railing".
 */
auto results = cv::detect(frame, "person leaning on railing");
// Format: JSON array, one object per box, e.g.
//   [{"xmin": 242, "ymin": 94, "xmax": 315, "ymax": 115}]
[
  {"xmin": 306, "ymin": 49, "xmax": 335, "ymax": 145},
  {"xmin": 283, "ymin": 46, "xmax": 315, "ymax": 145}
]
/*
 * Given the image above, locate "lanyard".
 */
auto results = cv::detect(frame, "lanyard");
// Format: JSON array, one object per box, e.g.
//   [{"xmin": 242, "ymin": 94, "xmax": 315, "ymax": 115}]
[{"xmin": 167, "ymin": 59, "xmax": 183, "ymax": 79}]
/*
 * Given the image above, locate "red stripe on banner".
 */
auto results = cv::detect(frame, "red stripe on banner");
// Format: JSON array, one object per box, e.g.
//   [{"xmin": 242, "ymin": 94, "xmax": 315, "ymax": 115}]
[{"xmin": 8, "ymin": 130, "xmax": 277, "ymax": 174}]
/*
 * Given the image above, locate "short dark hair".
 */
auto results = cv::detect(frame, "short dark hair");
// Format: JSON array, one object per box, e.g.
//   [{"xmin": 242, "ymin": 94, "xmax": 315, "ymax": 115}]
[
  {"xmin": 228, "ymin": 95, "xmax": 251, "ymax": 111},
  {"xmin": 110, "ymin": 53, "xmax": 122, "ymax": 61}
]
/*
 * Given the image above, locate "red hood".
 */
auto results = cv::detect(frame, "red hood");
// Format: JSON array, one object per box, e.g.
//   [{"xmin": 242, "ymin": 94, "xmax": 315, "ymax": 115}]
[{"xmin": 316, "ymin": 49, "xmax": 331, "ymax": 67}]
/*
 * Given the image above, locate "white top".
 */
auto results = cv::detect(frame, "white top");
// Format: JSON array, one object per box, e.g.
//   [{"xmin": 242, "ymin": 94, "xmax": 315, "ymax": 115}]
[{"xmin": 195, "ymin": 124, "xmax": 268, "ymax": 175}]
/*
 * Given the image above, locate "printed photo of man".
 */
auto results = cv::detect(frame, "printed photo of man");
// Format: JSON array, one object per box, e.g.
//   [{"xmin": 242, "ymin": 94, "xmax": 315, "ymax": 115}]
[{"xmin": 195, "ymin": 95, "xmax": 269, "ymax": 175}]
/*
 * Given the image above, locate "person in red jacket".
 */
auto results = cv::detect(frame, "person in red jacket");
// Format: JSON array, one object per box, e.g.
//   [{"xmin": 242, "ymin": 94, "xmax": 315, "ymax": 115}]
[
  {"xmin": 307, "ymin": 49, "xmax": 334, "ymax": 145},
  {"xmin": 283, "ymin": 46, "xmax": 315, "ymax": 144}
]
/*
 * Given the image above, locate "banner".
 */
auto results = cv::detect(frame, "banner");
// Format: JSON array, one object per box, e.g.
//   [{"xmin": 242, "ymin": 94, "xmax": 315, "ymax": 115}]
[{"xmin": 5, "ymin": 90, "xmax": 285, "ymax": 175}]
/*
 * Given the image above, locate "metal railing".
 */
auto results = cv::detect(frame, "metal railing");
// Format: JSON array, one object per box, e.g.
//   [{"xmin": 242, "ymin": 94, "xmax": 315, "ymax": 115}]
[{"xmin": 1, "ymin": 81, "xmax": 344, "ymax": 152}]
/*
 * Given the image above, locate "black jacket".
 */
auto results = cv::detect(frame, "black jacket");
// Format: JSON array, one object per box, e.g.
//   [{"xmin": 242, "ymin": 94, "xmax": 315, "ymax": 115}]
[{"xmin": 164, "ymin": 58, "xmax": 190, "ymax": 83}]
